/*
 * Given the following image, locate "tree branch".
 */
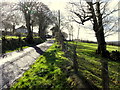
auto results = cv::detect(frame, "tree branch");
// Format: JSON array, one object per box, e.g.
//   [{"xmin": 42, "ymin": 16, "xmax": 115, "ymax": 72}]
[
  {"xmin": 102, "ymin": 9, "xmax": 120, "ymax": 19},
  {"xmin": 71, "ymin": 16, "xmax": 83, "ymax": 25}
]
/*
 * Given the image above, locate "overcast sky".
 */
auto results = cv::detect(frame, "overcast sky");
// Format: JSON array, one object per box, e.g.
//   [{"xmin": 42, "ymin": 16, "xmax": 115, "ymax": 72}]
[{"xmin": 0, "ymin": 0, "xmax": 119, "ymax": 41}]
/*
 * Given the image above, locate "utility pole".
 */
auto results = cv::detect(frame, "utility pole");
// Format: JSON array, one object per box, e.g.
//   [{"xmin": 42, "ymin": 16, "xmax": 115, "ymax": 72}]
[
  {"xmin": 77, "ymin": 26, "xmax": 80, "ymax": 40},
  {"xmin": 57, "ymin": 10, "xmax": 65, "ymax": 51},
  {"xmin": 58, "ymin": 10, "xmax": 60, "ymax": 30}
]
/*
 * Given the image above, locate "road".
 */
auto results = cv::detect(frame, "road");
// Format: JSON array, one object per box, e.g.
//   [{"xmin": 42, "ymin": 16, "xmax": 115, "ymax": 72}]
[{"xmin": 0, "ymin": 39, "xmax": 54, "ymax": 89}]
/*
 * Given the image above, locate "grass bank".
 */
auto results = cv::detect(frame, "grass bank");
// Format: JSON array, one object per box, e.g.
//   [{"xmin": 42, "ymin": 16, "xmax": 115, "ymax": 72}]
[
  {"xmin": 10, "ymin": 43, "xmax": 86, "ymax": 89},
  {"xmin": 10, "ymin": 41, "xmax": 120, "ymax": 89},
  {"xmin": 68, "ymin": 41, "xmax": 120, "ymax": 89}
]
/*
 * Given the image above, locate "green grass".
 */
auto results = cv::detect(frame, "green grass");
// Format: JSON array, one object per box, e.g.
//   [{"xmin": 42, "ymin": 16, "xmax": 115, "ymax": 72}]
[
  {"xmin": 5, "ymin": 36, "xmax": 26, "ymax": 39},
  {"xmin": 0, "ymin": 36, "xmax": 20, "ymax": 40},
  {"xmin": 107, "ymin": 45, "xmax": 119, "ymax": 52},
  {"xmin": 68, "ymin": 41, "xmax": 120, "ymax": 89},
  {"xmin": 1, "ymin": 36, "xmax": 40, "ymax": 40},
  {"xmin": 10, "ymin": 41, "xmax": 120, "ymax": 89},
  {"xmin": 2, "ymin": 37, "xmax": 43, "ymax": 54},
  {"xmin": 10, "ymin": 43, "xmax": 77, "ymax": 89}
]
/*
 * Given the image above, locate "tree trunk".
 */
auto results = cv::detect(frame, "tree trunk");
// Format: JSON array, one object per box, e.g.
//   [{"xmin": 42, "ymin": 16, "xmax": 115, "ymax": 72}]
[
  {"xmin": 27, "ymin": 30, "xmax": 33, "ymax": 43},
  {"xmin": 52, "ymin": 30, "xmax": 55, "ymax": 37},
  {"xmin": 26, "ymin": 22, "xmax": 33, "ymax": 43},
  {"xmin": 96, "ymin": 2, "xmax": 109, "ymax": 90},
  {"xmin": 95, "ymin": 2, "xmax": 108, "ymax": 57},
  {"xmin": 31, "ymin": 24, "xmax": 33, "ymax": 34},
  {"xmin": 38, "ymin": 24, "xmax": 46, "ymax": 41},
  {"xmin": 93, "ymin": 20, "xmax": 107, "ymax": 57},
  {"xmin": 12, "ymin": 24, "xmax": 15, "ymax": 34},
  {"xmin": 95, "ymin": 30, "xmax": 106, "ymax": 57},
  {"xmin": 59, "ymin": 31, "xmax": 65, "ymax": 51},
  {"xmin": 25, "ymin": 14, "xmax": 33, "ymax": 43}
]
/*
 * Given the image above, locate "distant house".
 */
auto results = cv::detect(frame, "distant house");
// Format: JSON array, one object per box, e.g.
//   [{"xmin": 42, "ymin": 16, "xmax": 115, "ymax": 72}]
[{"xmin": 16, "ymin": 25, "xmax": 28, "ymax": 34}]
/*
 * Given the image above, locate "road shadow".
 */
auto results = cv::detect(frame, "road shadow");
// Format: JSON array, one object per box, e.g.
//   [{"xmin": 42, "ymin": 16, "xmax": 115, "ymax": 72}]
[{"xmin": 33, "ymin": 45, "xmax": 44, "ymax": 55}]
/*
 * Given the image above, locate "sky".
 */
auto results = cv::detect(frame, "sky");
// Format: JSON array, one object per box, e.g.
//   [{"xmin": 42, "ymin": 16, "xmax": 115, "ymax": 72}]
[
  {"xmin": 0, "ymin": 0, "xmax": 119, "ymax": 41},
  {"xmin": 46, "ymin": 0, "xmax": 119, "ymax": 41}
]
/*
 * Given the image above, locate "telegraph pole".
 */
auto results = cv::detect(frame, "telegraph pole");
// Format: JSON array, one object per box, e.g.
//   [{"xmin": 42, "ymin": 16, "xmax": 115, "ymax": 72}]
[{"xmin": 58, "ymin": 10, "xmax": 60, "ymax": 30}]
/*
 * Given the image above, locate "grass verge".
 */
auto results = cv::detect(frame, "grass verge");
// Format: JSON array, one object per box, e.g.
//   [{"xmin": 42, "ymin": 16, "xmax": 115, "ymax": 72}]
[
  {"xmin": 10, "ymin": 43, "xmax": 85, "ymax": 89},
  {"xmin": 10, "ymin": 41, "xmax": 120, "ymax": 89},
  {"xmin": 68, "ymin": 41, "xmax": 120, "ymax": 89}
]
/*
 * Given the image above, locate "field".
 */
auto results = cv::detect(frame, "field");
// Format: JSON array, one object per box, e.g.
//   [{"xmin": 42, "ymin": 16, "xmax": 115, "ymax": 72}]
[
  {"xmin": 71, "ymin": 42, "xmax": 120, "ymax": 88},
  {"xmin": 10, "ymin": 42, "xmax": 120, "ymax": 89},
  {"xmin": 2, "ymin": 36, "xmax": 43, "ymax": 53}
]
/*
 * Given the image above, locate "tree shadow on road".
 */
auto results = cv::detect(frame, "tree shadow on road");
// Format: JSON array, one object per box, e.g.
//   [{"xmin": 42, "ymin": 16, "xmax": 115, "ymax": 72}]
[{"xmin": 33, "ymin": 45, "xmax": 44, "ymax": 55}]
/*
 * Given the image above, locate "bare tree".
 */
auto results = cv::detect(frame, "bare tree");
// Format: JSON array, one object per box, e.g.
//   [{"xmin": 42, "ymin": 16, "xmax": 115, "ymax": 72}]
[
  {"xmin": 33, "ymin": 2, "xmax": 53, "ymax": 41},
  {"xmin": 0, "ymin": 2, "xmax": 23, "ymax": 38},
  {"xmin": 69, "ymin": 1, "xmax": 119, "ymax": 90},
  {"xmin": 69, "ymin": 0, "xmax": 119, "ymax": 57},
  {"xmin": 104, "ymin": 16, "xmax": 118, "ymax": 37},
  {"xmin": 18, "ymin": 1, "xmax": 37, "ymax": 43},
  {"xmin": 1, "ymin": 2, "xmax": 13, "ymax": 33}
]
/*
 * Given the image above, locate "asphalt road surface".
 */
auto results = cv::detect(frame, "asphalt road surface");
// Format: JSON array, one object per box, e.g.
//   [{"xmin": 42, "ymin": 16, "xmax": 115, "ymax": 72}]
[{"xmin": 0, "ymin": 39, "xmax": 54, "ymax": 89}]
